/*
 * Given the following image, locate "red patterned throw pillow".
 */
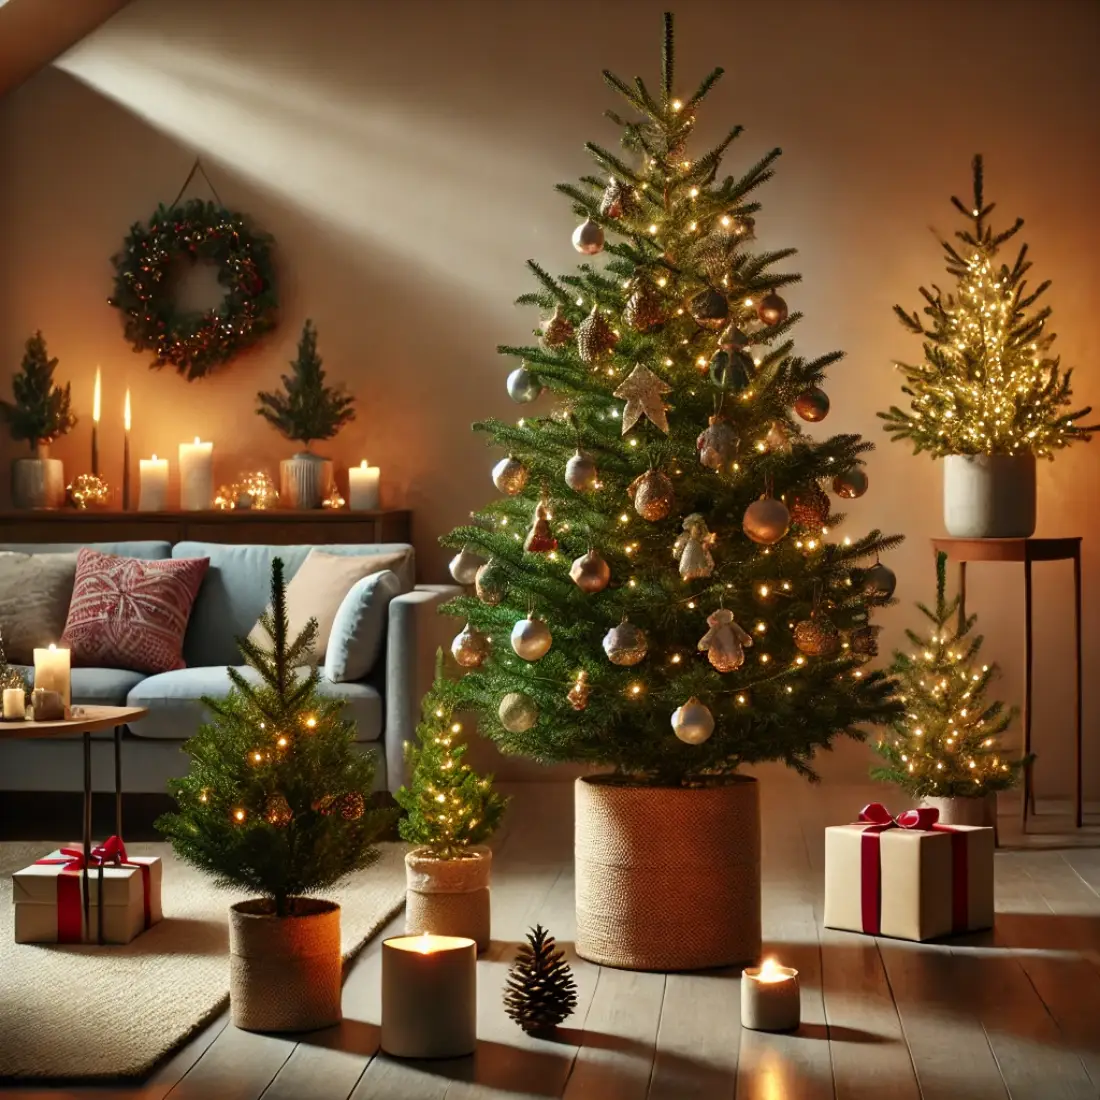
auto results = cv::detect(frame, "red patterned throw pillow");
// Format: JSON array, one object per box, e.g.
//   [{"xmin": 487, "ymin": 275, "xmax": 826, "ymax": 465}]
[{"xmin": 61, "ymin": 549, "xmax": 209, "ymax": 673}]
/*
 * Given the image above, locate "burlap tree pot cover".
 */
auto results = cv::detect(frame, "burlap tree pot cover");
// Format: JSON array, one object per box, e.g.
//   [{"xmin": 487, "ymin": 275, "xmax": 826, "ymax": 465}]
[
  {"xmin": 229, "ymin": 898, "xmax": 342, "ymax": 1032},
  {"xmin": 405, "ymin": 846, "xmax": 492, "ymax": 952},
  {"xmin": 575, "ymin": 775, "xmax": 761, "ymax": 971}
]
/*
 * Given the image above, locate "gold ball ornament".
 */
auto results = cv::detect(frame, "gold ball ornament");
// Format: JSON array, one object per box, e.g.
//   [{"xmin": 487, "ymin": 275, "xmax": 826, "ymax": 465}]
[
  {"xmin": 451, "ymin": 623, "xmax": 491, "ymax": 668},
  {"xmin": 602, "ymin": 620, "xmax": 648, "ymax": 666},
  {"xmin": 628, "ymin": 469, "xmax": 675, "ymax": 522},
  {"xmin": 264, "ymin": 794, "xmax": 293, "ymax": 827},
  {"xmin": 757, "ymin": 291, "xmax": 788, "ymax": 326},
  {"xmin": 671, "ymin": 698, "xmax": 715, "ymax": 745},
  {"xmin": 794, "ymin": 387, "xmax": 830, "ymax": 422},
  {"xmin": 499, "ymin": 692, "xmax": 538, "ymax": 733},
  {"xmin": 567, "ymin": 670, "xmax": 591, "ymax": 711},
  {"xmin": 66, "ymin": 474, "xmax": 110, "ymax": 510},
  {"xmin": 688, "ymin": 287, "xmax": 729, "ymax": 330},
  {"xmin": 788, "ymin": 484, "xmax": 830, "ymax": 529},
  {"xmin": 623, "ymin": 282, "xmax": 666, "ymax": 333},
  {"xmin": 511, "ymin": 616, "xmax": 552, "ymax": 661},
  {"xmin": 214, "ymin": 470, "xmax": 280, "ymax": 511},
  {"xmin": 541, "ymin": 305, "xmax": 574, "ymax": 348},
  {"xmin": 507, "ymin": 366, "xmax": 543, "ymax": 404},
  {"xmin": 449, "ymin": 546, "xmax": 487, "ymax": 585},
  {"xmin": 475, "ymin": 560, "xmax": 506, "ymax": 606},
  {"xmin": 576, "ymin": 306, "xmax": 619, "ymax": 364},
  {"xmin": 564, "ymin": 450, "xmax": 599, "ymax": 492},
  {"xmin": 833, "ymin": 468, "xmax": 869, "ymax": 499},
  {"xmin": 794, "ymin": 615, "xmax": 841, "ymax": 657},
  {"xmin": 492, "ymin": 455, "xmax": 529, "ymax": 496},
  {"xmin": 572, "ymin": 217, "xmax": 605, "ymax": 255},
  {"xmin": 570, "ymin": 549, "xmax": 611, "ymax": 593},
  {"xmin": 743, "ymin": 497, "xmax": 791, "ymax": 545},
  {"xmin": 696, "ymin": 414, "xmax": 738, "ymax": 470},
  {"xmin": 862, "ymin": 562, "xmax": 897, "ymax": 601}
]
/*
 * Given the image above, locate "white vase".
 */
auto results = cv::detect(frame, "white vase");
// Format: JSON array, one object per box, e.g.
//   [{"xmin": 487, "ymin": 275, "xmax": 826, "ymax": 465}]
[
  {"xmin": 943, "ymin": 454, "xmax": 1036, "ymax": 538},
  {"xmin": 920, "ymin": 793, "xmax": 998, "ymax": 828},
  {"xmin": 280, "ymin": 452, "xmax": 333, "ymax": 509},
  {"xmin": 12, "ymin": 449, "xmax": 65, "ymax": 510}
]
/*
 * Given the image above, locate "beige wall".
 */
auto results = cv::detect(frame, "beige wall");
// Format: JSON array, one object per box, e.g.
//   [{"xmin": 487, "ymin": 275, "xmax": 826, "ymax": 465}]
[{"xmin": 1, "ymin": 0, "xmax": 1097, "ymax": 794}]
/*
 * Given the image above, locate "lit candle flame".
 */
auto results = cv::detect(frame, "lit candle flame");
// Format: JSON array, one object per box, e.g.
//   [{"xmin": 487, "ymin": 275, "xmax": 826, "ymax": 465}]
[
  {"xmin": 757, "ymin": 957, "xmax": 789, "ymax": 984},
  {"xmin": 360, "ymin": 459, "xmax": 368, "ymax": 470},
  {"xmin": 416, "ymin": 932, "xmax": 433, "ymax": 954},
  {"xmin": 48, "ymin": 643, "xmax": 57, "ymax": 653},
  {"xmin": 124, "ymin": 389, "xmax": 131, "ymax": 432},
  {"xmin": 93, "ymin": 368, "xmax": 101, "ymax": 423},
  {"xmin": 194, "ymin": 436, "xmax": 200, "ymax": 445}
]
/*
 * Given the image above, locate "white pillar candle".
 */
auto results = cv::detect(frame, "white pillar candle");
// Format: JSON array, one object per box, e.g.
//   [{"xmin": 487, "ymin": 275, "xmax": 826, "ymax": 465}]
[
  {"xmin": 348, "ymin": 460, "xmax": 381, "ymax": 511},
  {"xmin": 2, "ymin": 688, "xmax": 25, "ymax": 720},
  {"xmin": 741, "ymin": 957, "xmax": 800, "ymax": 1031},
  {"xmin": 139, "ymin": 454, "xmax": 169, "ymax": 511},
  {"xmin": 33, "ymin": 644, "xmax": 71, "ymax": 709},
  {"xmin": 381, "ymin": 934, "xmax": 476, "ymax": 1058},
  {"xmin": 178, "ymin": 437, "xmax": 214, "ymax": 510}
]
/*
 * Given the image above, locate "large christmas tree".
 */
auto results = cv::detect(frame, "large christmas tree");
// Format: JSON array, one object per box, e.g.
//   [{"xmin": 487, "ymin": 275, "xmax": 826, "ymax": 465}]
[{"xmin": 441, "ymin": 15, "xmax": 901, "ymax": 786}]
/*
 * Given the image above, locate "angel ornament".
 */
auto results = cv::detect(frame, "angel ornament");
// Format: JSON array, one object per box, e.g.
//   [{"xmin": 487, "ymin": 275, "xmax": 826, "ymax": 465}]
[
  {"xmin": 672, "ymin": 513, "xmax": 716, "ymax": 580},
  {"xmin": 698, "ymin": 608, "xmax": 753, "ymax": 672}
]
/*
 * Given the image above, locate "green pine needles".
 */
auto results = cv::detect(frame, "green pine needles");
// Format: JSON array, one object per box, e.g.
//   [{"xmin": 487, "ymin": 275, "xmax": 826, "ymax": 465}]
[
  {"xmin": 872, "ymin": 552, "xmax": 1026, "ymax": 798},
  {"xmin": 881, "ymin": 154, "xmax": 1095, "ymax": 458},
  {"xmin": 256, "ymin": 319, "xmax": 355, "ymax": 448},
  {"xmin": 157, "ymin": 558, "xmax": 390, "ymax": 917},
  {"xmin": 0, "ymin": 332, "xmax": 76, "ymax": 451}
]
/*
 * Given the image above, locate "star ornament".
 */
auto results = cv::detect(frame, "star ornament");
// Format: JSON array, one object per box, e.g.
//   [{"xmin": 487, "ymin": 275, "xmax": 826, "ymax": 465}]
[{"xmin": 614, "ymin": 364, "xmax": 671, "ymax": 435}]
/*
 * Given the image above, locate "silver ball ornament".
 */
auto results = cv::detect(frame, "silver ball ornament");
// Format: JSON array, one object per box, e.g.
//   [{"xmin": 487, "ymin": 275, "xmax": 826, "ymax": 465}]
[
  {"xmin": 448, "ymin": 546, "xmax": 486, "ymax": 585},
  {"xmin": 499, "ymin": 692, "xmax": 538, "ymax": 733},
  {"xmin": 671, "ymin": 698, "xmax": 715, "ymax": 745},
  {"xmin": 743, "ymin": 497, "xmax": 791, "ymax": 545},
  {"xmin": 833, "ymin": 468, "xmax": 869, "ymax": 499},
  {"xmin": 565, "ymin": 450, "xmax": 599, "ymax": 493},
  {"xmin": 451, "ymin": 624, "xmax": 490, "ymax": 668},
  {"xmin": 570, "ymin": 550, "xmax": 610, "ymax": 593},
  {"xmin": 506, "ymin": 366, "xmax": 543, "ymax": 404},
  {"xmin": 492, "ymin": 455, "xmax": 529, "ymax": 496},
  {"xmin": 572, "ymin": 217, "xmax": 605, "ymax": 255},
  {"xmin": 602, "ymin": 620, "xmax": 648, "ymax": 666},
  {"xmin": 511, "ymin": 616, "xmax": 552, "ymax": 661}
]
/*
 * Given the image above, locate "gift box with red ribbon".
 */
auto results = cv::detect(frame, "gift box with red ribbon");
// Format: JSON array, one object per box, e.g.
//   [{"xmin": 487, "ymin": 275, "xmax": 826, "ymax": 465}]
[
  {"xmin": 12, "ymin": 837, "xmax": 163, "ymax": 945},
  {"xmin": 823, "ymin": 803, "xmax": 994, "ymax": 942}
]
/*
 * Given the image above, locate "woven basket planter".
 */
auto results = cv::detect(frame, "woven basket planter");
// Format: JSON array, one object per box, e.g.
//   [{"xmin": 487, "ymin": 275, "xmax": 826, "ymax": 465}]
[
  {"xmin": 921, "ymin": 792, "xmax": 999, "ymax": 845},
  {"xmin": 575, "ymin": 775, "xmax": 761, "ymax": 971},
  {"xmin": 405, "ymin": 846, "xmax": 491, "ymax": 953},
  {"xmin": 229, "ymin": 898, "xmax": 342, "ymax": 1032}
]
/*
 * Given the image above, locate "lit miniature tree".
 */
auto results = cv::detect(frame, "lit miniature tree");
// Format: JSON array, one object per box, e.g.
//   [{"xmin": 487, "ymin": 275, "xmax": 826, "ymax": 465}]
[
  {"xmin": 881, "ymin": 154, "xmax": 1095, "ymax": 456},
  {"xmin": 872, "ymin": 552, "xmax": 1026, "ymax": 798},
  {"xmin": 435, "ymin": 14, "xmax": 901, "ymax": 786},
  {"xmin": 157, "ymin": 559, "xmax": 390, "ymax": 916},
  {"xmin": 0, "ymin": 332, "xmax": 76, "ymax": 454},
  {"xmin": 256, "ymin": 319, "xmax": 355, "ymax": 448},
  {"xmin": 0, "ymin": 630, "xmax": 29, "ymax": 697},
  {"xmin": 395, "ymin": 678, "xmax": 508, "ymax": 859}
]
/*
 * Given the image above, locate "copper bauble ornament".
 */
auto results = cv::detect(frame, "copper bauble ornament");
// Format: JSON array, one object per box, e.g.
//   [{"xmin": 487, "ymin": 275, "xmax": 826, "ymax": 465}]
[
  {"xmin": 794, "ymin": 387, "xmax": 830, "ymax": 422},
  {"xmin": 570, "ymin": 549, "xmax": 611, "ymax": 593},
  {"xmin": 564, "ymin": 450, "xmax": 599, "ymax": 492},
  {"xmin": 671, "ymin": 698, "xmax": 714, "ymax": 745},
  {"xmin": 717, "ymin": 322, "xmax": 751, "ymax": 350},
  {"xmin": 524, "ymin": 499, "xmax": 558, "ymax": 552},
  {"xmin": 623, "ymin": 282, "xmax": 666, "ymax": 332},
  {"xmin": 264, "ymin": 794, "xmax": 293, "ymax": 826},
  {"xmin": 862, "ymin": 562, "xmax": 897, "ymax": 601},
  {"xmin": 689, "ymin": 287, "xmax": 729, "ymax": 329},
  {"xmin": 511, "ymin": 616, "xmax": 552, "ymax": 661},
  {"xmin": 757, "ymin": 291, "xmax": 788, "ymax": 326},
  {"xmin": 492, "ymin": 455, "xmax": 529, "ymax": 495},
  {"xmin": 572, "ymin": 217, "xmax": 605, "ymax": 255},
  {"xmin": 452, "ymin": 623, "xmax": 491, "ymax": 668},
  {"xmin": 696, "ymin": 415, "xmax": 738, "ymax": 469},
  {"xmin": 576, "ymin": 306, "xmax": 618, "ymax": 364},
  {"xmin": 794, "ymin": 614, "xmax": 841, "ymax": 657},
  {"xmin": 709, "ymin": 348, "xmax": 752, "ymax": 393},
  {"xmin": 599, "ymin": 177, "xmax": 634, "ymax": 219},
  {"xmin": 449, "ymin": 546, "xmax": 486, "ymax": 585},
  {"xmin": 628, "ymin": 469, "xmax": 674, "ymax": 522},
  {"xmin": 475, "ymin": 560, "xmax": 506, "ymax": 606},
  {"xmin": 698, "ymin": 609, "xmax": 753, "ymax": 672},
  {"xmin": 507, "ymin": 366, "xmax": 543, "ymax": 404},
  {"xmin": 499, "ymin": 692, "xmax": 538, "ymax": 733},
  {"xmin": 788, "ymin": 484, "xmax": 830, "ymax": 529},
  {"xmin": 848, "ymin": 624, "xmax": 881, "ymax": 658},
  {"xmin": 541, "ymin": 305, "xmax": 574, "ymax": 348},
  {"xmin": 743, "ymin": 497, "xmax": 791, "ymax": 545},
  {"xmin": 567, "ymin": 671, "xmax": 591, "ymax": 711},
  {"xmin": 833, "ymin": 468, "xmax": 869, "ymax": 499},
  {"xmin": 602, "ymin": 620, "xmax": 648, "ymax": 666}
]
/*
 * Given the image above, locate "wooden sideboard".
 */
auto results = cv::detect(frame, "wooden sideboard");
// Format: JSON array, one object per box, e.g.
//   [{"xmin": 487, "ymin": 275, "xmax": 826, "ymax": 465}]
[{"xmin": 0, "ymin": 509, "xmax": 412, "ymax": 546}]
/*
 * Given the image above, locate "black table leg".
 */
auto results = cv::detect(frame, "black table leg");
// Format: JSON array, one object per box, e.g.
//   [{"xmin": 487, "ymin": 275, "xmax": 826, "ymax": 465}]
[
  {"xmin": 82, "ymin": 731, "xmax": 92, "ymax": 936},
  {"xmin": 114, "ymin": 725, "xmax": 123, "ymax": 839}
]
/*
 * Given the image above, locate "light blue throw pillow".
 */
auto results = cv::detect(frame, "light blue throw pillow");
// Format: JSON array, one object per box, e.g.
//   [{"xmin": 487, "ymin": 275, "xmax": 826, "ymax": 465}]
[{"xmin": 324, "ymin": 570, "xmax": 402, "ymax": 683}]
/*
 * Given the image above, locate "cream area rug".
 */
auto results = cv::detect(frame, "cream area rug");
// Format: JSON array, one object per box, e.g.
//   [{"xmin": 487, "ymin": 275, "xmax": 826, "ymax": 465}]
[{"xmin": 0, "ymin": 840, "xmax": 408, "ymax": 1080}]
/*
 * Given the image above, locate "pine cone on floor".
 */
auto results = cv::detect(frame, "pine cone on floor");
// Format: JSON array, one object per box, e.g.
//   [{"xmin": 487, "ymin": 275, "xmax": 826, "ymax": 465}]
[{"xmin": 503, "ymin": 924, "xmax": 578, "ymax": 1035}]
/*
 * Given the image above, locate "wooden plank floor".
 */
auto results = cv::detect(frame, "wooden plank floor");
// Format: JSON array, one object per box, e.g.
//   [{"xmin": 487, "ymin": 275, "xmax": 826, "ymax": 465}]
[{"xmin": 4, "ymin": 778, "xmax": 1100, "ymax": 1100}]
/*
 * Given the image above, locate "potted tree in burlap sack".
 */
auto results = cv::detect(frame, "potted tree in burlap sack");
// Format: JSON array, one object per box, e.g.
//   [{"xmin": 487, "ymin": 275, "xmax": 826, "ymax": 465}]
[
  {"xmin": 395, "ymin": 678, "xmax": 507, "ymax": 952},
  {"xmin": 424, "ymin": 15, "xmax": 902, "ymax": 972},
  {"xmin": 157, "ymin": 559, "xmax": 390, "ymax": 1032}
]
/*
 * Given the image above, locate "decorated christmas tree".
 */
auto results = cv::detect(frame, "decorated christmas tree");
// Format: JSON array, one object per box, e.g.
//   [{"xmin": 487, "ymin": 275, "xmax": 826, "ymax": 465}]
[
  {"xmin": 157, "ymin": 559, "xmax": 390, "ymax": 916},
  {"xmin": 438, "ymin": 14, "xmax": 901, "ymax": 786},
  {"xmin": 872, "ymin": 552, "xmax": 1025, "ymax": 798},
  {"xmin": 881, "ymin": 154, "xmax": 1095, "ymax": 456},
  {"xmin": 0, "ymin": 332, "xmax": 76, "ymax": 452}
]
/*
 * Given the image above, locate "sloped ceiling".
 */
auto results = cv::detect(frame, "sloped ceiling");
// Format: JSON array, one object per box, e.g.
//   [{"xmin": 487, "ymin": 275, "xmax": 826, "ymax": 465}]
[{"xmin": 0, "ymin": 0, "xmax": 132, "ymax": 98}]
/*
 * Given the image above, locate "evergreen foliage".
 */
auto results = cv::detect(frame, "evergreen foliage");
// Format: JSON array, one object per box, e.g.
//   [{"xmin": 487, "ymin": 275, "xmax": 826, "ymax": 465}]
[
  {"xmin": 156, "ymin": 559, "xmax": 390, "ymax": 916},
  {"xmin": 0, "ymin": 332, "xmax": 76, "ymax": 450},
  {"xmin": 881, "ymin": 155, "xmax": 1095, "ymax": 457},
  {"xmin": 872, "ymin": 553, "xmax": 1026, "ymax": 798},
  {"xmin": 0, "ymin": 630, "xmax": 29, "ymax": 697},
  {"xmin": 503, "ymin": 925, "xmax": 578, "ymax": 1034},
  {"xmin": 256, "ymin": 320, "xmax": 355, "ymax": 447},
  {"xmin": 435, "ymin": 14, "xmax": 902, "ymax": 786},
  {"xmin": 395, "ymin": 675, "xmax": 508, "ymax": 859}
]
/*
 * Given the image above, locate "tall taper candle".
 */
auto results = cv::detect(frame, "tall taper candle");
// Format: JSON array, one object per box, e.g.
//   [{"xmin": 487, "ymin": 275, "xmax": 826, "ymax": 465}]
[
  {"xmin": 91, "ymin": 367, "xmax": 101, "ymax": 476},
  {"xmin": 122, "ymin": 388, "xmax": 132, "ymax": 510}
]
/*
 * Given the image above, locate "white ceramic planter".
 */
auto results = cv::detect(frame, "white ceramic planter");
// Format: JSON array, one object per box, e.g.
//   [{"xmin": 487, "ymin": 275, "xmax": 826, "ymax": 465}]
[
  {"xmin": 405, "ymin": 846, "xmax": 492, "ymax": 952},
  {"xmin": 280, "ymin": 452, "xmax": 334, "ymax": 509},
  {"xmin": 920, "ymin": 793, "xmax": 997, "ymax": 828},
  {"xmin": 11, "ymin": 453, "xmax": 64, "ymax": 510},
  {"xmin": 943, "ymin": 454, "xmax": 1036, "ymax": 538}
]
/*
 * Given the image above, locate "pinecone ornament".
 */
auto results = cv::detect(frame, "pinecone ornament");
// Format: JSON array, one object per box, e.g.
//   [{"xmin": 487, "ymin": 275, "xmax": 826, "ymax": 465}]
[
  {"xmin": 623, "ymin": 282, "xmax": 666, "ymax": 332},
  {"xmin": 698, "ymin": 608, "xmax": 754, "ymax": 672},
  {"xmin": 788, "ymin": 484, "xmax": 830, "ymax": 529},
  {"xmin": 503, "ymin": 925, "xmax": 578, "ymax": 1035},
  {"xmin": 794, "ymin": 613, "xmax": 841, "ymax": 657},
  {"xmin": 541, "ymin": 305, "xmax": 574, "ymax": 348},
  {"xmin": 576, "ymin": 306, "xmax": 618, "ymax": 364}
]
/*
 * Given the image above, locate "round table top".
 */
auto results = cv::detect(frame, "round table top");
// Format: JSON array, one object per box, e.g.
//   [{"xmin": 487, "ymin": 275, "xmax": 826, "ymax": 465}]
[{"xmin": 0, "ymin": 704, "xmax": 148, "ymax": 740}]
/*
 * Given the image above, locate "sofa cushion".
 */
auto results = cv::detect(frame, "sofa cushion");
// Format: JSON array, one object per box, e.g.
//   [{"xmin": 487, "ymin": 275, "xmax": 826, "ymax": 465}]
[
  {"xmin": 174, "ymin": 542, "xmax": 415, "ymax": 668},
  {"xmin": 12, "ymin": 665, "xmax": 146, "ymax": 707},
  {"xmin": 325, "ymin": 570, "xmax": 401, "ymax": 683},
  {"xmin": 0, "ymin": 542, "xmax": 171, "ymax": 560},
  {"xmin": 127, "ymin": 666, "xmax": 383, "ymax": 742},
  {"xmin": 0, "ymin": 552, "xmax": 78, "ymax": 663}
]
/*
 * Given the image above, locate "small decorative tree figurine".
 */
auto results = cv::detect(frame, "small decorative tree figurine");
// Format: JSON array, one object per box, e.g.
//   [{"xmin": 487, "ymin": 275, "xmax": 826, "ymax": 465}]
[
  {"xmin": 0, "ymin": 629, "xmax": 29, "ymax": 698},
  {"xmin": 157, "ymin": 558, "xmax": 390, "ymax": 1032},
  {"xmin": 396, "ymin": 680, "xmax": 508, "ymax": 950},
  {"xmin": 872, "ymin": 552, "xmax": 1026, "ymax": 824},
  {"xmin": 504, "ymin": 925, "xmax": 578, "ymax": 1035},
  {"xmin": 256, "ymin": 319, "xmax": 355, "ymax": 507}
]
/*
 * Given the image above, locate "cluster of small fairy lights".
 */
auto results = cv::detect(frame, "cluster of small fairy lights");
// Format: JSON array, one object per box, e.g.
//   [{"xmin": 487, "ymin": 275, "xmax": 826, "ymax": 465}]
[{"xmin": 420, "ymin": 709, "xmax": 489, "ymax": 838}]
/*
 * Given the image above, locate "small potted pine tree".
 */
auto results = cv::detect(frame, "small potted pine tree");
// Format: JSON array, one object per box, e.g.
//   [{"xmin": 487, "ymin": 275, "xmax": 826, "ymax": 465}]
[
  {"xmin": 872, "ymin": 552, "xmax": 1028, "ymax": 833},
  {"xmin": 395, "ymin": 681, "xmax": 508, "ymax": 952},
  {"xmin": 0, "ymin": 332, "xmax": 76, "ymax": 509},
  {"xmin": 256, "ymin": 319, "xmax": 355, "ymax": 508},
  {"xmin": 157, "ymin": 559, "xmax": 390, "ymax": 1032}
]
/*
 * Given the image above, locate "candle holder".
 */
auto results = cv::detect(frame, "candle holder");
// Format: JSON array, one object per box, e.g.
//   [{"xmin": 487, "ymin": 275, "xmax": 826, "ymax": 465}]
[
  {"xmin": 741, "ymin": 958, "xmax": 800, "ymax": 1032},
  {"xmin": 30, "ymin": 689, "xmax": 66, "ymax": 721}
]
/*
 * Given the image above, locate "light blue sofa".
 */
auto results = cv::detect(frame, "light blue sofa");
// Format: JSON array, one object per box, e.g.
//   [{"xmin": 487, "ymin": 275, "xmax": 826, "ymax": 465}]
[{"xmin": 0, "ymin": 540, "xmax": 460, "ymax": 794}]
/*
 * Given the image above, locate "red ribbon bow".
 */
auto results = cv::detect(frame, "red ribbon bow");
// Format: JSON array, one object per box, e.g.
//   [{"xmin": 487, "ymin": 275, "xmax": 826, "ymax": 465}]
[
  {"xmin": 92, "ymin": 835, "xmax": 129, "ymax": 865},
  {"xmin": 858, "ymin": 802, "xmax": 940, "ymax": 831}
]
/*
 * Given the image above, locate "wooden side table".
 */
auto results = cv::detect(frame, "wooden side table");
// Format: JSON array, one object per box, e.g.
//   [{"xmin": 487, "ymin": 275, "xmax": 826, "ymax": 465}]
[{"xmin": 930, "ymin": 538, "xmax": 1083, "ymax": 829}]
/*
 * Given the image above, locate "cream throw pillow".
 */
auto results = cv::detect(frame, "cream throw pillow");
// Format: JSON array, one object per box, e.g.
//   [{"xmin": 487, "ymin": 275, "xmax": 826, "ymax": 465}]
[
  {"xmin": 0, "ymin": 552, "xmax": 79, "ymax": 663},
  {"xmin": 248, "ymin": 549, "xmax": 410, "ymax": 663}
]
